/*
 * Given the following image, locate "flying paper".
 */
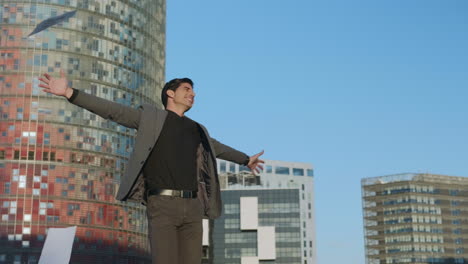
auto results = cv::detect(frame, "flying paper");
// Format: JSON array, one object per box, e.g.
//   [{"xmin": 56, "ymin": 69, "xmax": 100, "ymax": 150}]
[
  {"xmin": 38, "ymin": 226, "xmax": 77, "ymax": 264},
  {"xmin": 28, "ymin": 10, "xmax": 77, "ymax": 37}
]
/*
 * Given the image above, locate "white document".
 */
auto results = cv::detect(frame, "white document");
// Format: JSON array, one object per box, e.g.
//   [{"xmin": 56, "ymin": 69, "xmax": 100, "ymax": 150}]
[{"xmin": 39, "ymin": 226, "xmax": 77, "ymax": 264}]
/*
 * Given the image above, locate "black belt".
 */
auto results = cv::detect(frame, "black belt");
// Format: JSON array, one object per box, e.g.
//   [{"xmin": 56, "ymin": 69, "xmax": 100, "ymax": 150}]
[{"xmin": 148, "ymin": 188, "xmax": 197, "ymax": 199}]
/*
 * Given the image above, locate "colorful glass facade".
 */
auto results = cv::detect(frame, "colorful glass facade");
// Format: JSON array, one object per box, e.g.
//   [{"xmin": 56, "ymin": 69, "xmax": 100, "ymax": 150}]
[{"xmin": 0, "ymin": 1, "xmax": 165, "ymax": 263}]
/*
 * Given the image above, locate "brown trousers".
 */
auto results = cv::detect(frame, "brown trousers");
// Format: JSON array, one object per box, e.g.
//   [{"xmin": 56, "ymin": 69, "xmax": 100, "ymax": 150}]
[{"xmin": 146, "ymin": 195, "xmax": 204, "ymax": 264}]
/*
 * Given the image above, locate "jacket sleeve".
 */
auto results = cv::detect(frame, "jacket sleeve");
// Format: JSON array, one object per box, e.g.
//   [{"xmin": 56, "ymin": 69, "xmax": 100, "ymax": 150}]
[
  {"xmin": 68, "ymin": 88, "xmax": 141, "ymax": 129},
  {"xmin": 209, "ymin": 137, "xmax": 250, "ymax": 165}
]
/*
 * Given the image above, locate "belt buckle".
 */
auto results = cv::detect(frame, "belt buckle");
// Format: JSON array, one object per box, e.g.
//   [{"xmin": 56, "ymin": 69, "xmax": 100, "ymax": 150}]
[{"xmin": 181, "ymin": 191, "xmax": 190, "ymax": 198}]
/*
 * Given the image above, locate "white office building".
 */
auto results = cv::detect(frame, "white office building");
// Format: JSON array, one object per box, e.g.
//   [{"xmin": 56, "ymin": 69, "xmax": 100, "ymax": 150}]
[{"xmin": 204, "ymin": 159, "xmax": 316, "ymax": 264}]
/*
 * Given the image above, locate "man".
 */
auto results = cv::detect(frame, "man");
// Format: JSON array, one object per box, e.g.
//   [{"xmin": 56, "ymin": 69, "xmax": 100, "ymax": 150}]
[{"xmin": 39, "ymin": 71, "xmax": 264, "ymax": 264}]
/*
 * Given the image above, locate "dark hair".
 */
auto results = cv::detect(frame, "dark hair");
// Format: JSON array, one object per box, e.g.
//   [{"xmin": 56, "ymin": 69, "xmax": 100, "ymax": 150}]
[{"xmin": 161, "ymin": 78, "xmax": 194, "ymax": 108}]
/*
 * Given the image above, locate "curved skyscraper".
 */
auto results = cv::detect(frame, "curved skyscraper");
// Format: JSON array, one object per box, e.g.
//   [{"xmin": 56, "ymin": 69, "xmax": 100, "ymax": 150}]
[{"xmin": 0, "ymin": 1, "xmax": 165, "ymax": 263}]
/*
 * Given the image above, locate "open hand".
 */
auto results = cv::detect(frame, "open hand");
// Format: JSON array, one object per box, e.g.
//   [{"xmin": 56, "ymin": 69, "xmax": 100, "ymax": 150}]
[
  {"xmin": 39, "ymin": 70, "xmax": 73, "ymax": 98},
  {"xmin": 247, "ymin": 150, "xmax": 265, "ymax": 175}
]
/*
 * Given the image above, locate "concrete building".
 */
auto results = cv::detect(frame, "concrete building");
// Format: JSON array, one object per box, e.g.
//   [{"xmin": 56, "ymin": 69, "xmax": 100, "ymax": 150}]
[
  {"xmin": 362, "ymin": 173, "xmax": 468, "ymax": 264},
  {"xmin": 205, "ymin": 159, "xmax": 316, "ymax": 264},
  {"xmin": 0, "ymin": 1, "xmax": 165, "ymax": 263}
]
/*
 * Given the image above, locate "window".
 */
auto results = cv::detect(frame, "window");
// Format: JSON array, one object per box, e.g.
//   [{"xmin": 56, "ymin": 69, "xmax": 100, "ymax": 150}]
[
  {"xmin": 275, "ymin": 166, "xmax": 290, "ymax": 175},
  {"xmin": 4, "ymin": 183, "xmax": 10, "ymax": 194},
  {"xmin": 219, "ymin": 161, "xmax": 226, "ymax": 173},
  {"xmin": 293, "ymin": 168, "xmax": 304, "ymax": 176},
  {"xmin": 70, "ymin": 153, "xmax": 76, "ymax": 163},
  {"xmin": 239, "ymin": 165, "xmax": 249, "ymax": 172},
  {"xmin": 28, "ymin": 151, "xmax": 34, "ymax": 160},
  {"xmin": 307, "ymin": 169, "xmax": 314, "ymax": 177},
  {"xmin": 0, "ymin": 150, "xmax": 5, "ymax": 159},
  {"xmin": 265, "ymin": 165, "xmax": 272, "ymax": 173},
  {"xmin": 14, "ymin": 150, "xmax": 19, "ymax": 160}
]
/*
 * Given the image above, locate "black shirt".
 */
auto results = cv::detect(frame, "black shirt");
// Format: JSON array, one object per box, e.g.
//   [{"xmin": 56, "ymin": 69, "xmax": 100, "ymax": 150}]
[{"xmin": 144, "ymin": 110, "xmax": 201, "ymax": 191}]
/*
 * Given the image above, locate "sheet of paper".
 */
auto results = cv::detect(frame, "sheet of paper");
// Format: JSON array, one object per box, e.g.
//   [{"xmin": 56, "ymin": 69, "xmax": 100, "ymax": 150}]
[
  {"xmin": 28, "ymin": 10, "xmax": 77, "ymax": 36},
  {"xmin": 39, "ymin": 226, "xmax": 77, "ymax": 264}
]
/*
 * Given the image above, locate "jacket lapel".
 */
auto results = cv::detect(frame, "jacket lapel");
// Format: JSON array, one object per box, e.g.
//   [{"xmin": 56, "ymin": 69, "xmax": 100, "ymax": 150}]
[{"xmin": 152, "ymin": 108, "xmax": 168, "ymax": 145}]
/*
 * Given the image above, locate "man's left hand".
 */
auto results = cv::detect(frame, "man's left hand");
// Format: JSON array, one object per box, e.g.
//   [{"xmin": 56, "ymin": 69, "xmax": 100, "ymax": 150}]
[{"xmin": 247, "ymin": 150, "xmax": 265, "ymax": 175}]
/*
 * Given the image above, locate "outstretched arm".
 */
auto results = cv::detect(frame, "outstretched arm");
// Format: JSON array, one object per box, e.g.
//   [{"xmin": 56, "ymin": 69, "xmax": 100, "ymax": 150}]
[
  {"xmin": 39, "ymin": 70, "xmax": 141, "ymax": 129},
  {"xmin": 210, "ymin": 138, "xmax": 265, "ymax": 175}
]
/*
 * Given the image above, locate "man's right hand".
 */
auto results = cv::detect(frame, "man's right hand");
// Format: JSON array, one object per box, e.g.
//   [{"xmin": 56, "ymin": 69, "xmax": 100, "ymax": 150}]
[{"xmin": 39, "ymin": 70, "xmax": 74, "ymax": 99}]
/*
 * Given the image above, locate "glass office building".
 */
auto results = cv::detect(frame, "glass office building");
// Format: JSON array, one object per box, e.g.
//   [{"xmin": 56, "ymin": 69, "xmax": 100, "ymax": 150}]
[
  {"xmin": 209, "ymin": 159, "xmax": 316, "ymax": 264},
  {"xmin": 213, "ymin": 189, "xmax": 302, "ymax": 264},
  {"xmin": 0, "ymin": 1, "xmax": 165, "ymax": 263},
  {"xmin": 362, "ymin": 173, "xmax": 468, "ymax": 264}
]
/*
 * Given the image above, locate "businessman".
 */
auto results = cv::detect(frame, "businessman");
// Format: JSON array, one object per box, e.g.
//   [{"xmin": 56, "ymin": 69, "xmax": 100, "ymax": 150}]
[{"xmin": 39, "ymin": 71, "xmax": 264, "ymax": 264}]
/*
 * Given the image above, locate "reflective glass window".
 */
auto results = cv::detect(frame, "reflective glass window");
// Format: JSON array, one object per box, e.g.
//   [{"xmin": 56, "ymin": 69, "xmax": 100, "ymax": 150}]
[
  {"xmin": 293, "ymin": 168, "xmax": 304, "ymax": 176},
  {"xmin": 275, "ymin": 166, "xmax": 290, "ymax": 175}
]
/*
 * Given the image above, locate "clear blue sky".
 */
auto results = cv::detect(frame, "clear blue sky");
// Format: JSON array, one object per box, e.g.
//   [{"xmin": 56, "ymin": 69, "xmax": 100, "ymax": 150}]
[{"xmin": 166, "ymin": 1, "xmax": 468, "ymax": 263}]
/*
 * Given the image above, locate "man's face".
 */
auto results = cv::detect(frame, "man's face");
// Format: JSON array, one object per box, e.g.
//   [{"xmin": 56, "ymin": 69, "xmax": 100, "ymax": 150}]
[{"xmin": 168, "ymin": 82, "xmax": 195, "ymax": 111}]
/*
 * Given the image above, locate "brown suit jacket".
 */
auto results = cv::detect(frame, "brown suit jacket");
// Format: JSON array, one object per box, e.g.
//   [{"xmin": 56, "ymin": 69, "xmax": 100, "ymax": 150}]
[{"xmin": 68, "ymin": 89, "xmax": 248, "ymax": 219}]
